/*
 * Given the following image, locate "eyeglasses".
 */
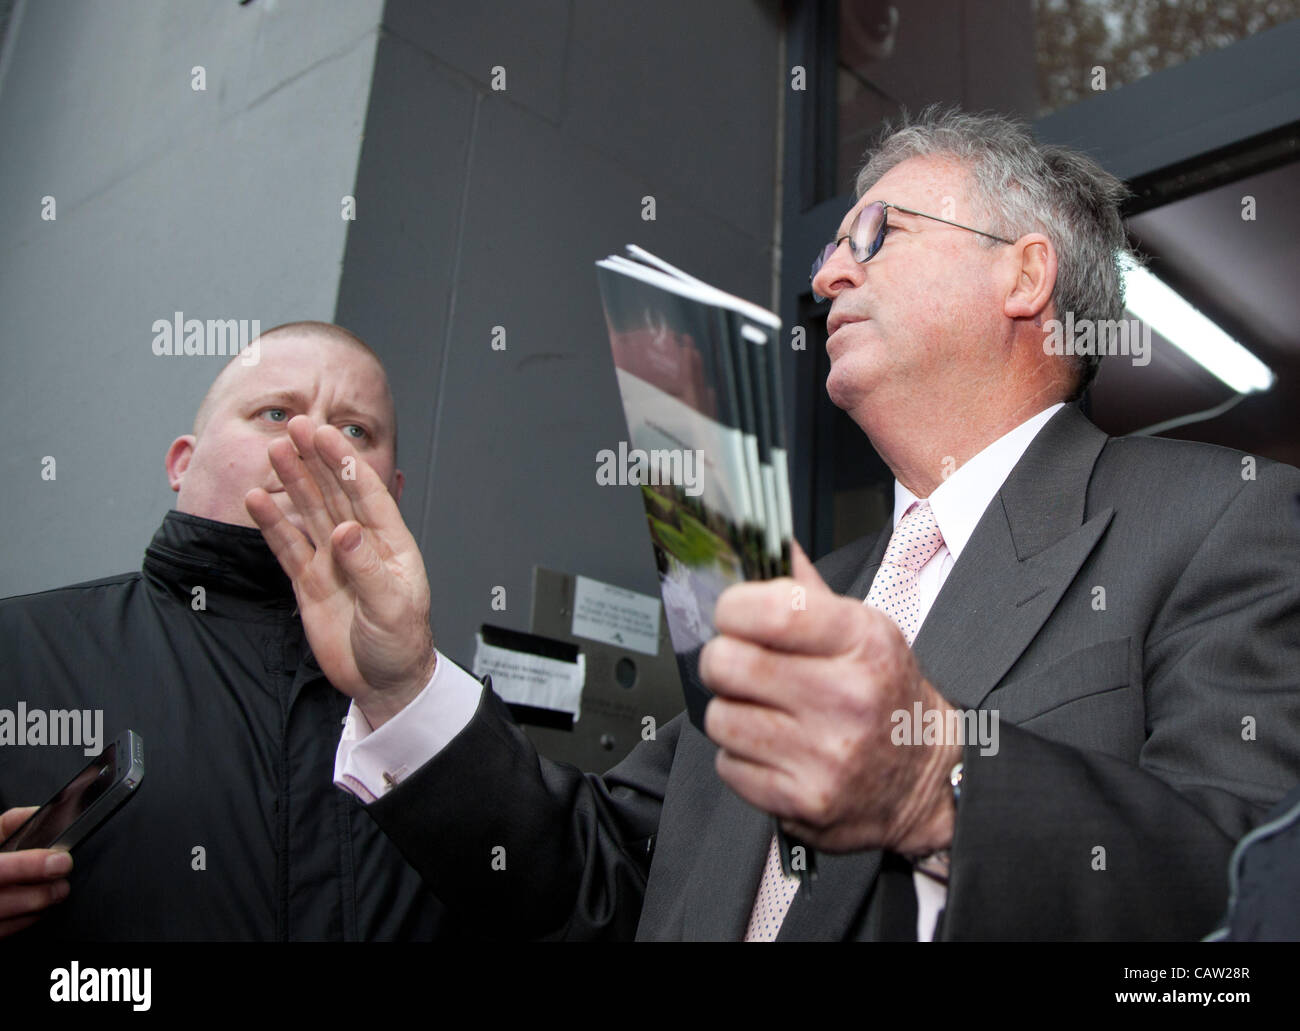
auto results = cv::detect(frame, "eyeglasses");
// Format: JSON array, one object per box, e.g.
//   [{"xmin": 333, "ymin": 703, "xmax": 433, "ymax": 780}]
[{"xmin": 810, "ymin": 201, "xmax": 1016, "ymax": 302}]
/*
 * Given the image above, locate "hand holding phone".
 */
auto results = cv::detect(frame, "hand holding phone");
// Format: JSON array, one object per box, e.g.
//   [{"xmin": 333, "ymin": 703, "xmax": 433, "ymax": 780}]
[
  {"xmin": 0, "ymin": 730, "xmax": 144, "ymax": 854},
  {"xmin": 0, "ymin": 807, "xmax": 73, "ymax": 938},
  {"xmin": 0, "ymin": 730, "xmax": 144, "ymax": 936}
]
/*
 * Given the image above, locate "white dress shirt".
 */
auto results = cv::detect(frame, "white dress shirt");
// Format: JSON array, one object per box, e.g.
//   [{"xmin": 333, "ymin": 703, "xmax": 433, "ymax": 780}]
[
  {"xmin": 334, "ymin": 402, "xmax": 1067, "ymax": 938},
  {"xmin": 877, "ymin": 403, "xmax": 1065, "ymax": 940}
]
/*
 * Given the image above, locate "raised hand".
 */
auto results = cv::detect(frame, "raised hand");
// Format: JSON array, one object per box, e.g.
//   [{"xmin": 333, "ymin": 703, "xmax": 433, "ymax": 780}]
[{"xmin": 246, "ymin": 416, "xmax": 436, "ymax": 728}]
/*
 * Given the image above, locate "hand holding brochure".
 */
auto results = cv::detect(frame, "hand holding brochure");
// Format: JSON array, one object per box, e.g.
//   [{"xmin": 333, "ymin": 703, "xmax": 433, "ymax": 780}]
[{"xmin": 596, "ymin": 246, "xmax": 812, "ymax": 886}]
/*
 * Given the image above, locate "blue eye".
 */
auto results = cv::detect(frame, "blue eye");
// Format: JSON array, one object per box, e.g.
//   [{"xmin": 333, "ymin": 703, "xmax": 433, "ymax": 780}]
[
  {"xmin": 342, "ymin": 424, "xmax": 367, "ymax": 440},
  {"xmin": 261, "ymin": 408, "xmax": 288, "ymax": 423}
]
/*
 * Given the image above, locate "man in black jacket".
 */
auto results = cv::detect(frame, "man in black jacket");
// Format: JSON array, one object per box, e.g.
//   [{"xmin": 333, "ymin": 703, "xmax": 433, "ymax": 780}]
[{"xmin": 0, "ymin": 321, "xmax": 449, "ymax": 940}]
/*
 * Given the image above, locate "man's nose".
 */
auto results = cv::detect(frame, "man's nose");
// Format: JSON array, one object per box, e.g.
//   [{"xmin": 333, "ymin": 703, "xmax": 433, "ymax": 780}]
[{"xmin": 812, "ymin": 239, "xmax": 864, "ymax": 302}]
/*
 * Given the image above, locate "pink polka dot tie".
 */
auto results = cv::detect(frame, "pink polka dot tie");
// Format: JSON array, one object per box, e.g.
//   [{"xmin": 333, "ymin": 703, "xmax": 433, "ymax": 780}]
[
  {"xmin": 865, "ymin": 500, "xmax": 945, "ymax": 647},
  {"xmin": 744, "ymin": 833, "xmax": 801, "ymax": 941},
  {"xmin": 743, "ymin": 500, "xmax": 944, "ymax": 940}
]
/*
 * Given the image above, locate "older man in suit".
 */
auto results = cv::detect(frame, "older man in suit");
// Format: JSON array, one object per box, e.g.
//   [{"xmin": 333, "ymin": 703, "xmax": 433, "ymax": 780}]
[{"xmin": 248, "ymin": 109, "xmax": 1300, "ymax": 940}]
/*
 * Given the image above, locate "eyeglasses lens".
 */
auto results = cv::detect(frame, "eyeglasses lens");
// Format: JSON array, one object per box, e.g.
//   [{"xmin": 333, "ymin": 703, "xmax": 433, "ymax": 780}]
[{"xmin": 810, "ymin": 203, "xmax": 885, "ymax": 302}]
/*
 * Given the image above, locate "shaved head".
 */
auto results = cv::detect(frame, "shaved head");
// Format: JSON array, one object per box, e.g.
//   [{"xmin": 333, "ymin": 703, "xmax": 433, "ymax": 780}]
[
  {"xmin": 167, "ymin": 321, "xmax": 404, "ymax": 533},
  {"xmin": 193, "ymin": 321, "xmax": 397, "ymax": 457}
]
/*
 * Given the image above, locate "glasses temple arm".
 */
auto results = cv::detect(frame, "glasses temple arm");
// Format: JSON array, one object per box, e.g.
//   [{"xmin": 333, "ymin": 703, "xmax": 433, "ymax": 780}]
[{"xmin": 887, "ymin": 204, "xmax": 1016, "ymax": 245}]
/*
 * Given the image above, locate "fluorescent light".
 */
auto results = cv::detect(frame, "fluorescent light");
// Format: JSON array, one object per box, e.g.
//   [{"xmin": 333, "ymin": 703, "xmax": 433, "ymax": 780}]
[{"xmin": 1122, "ymin": 261, "xmax": 1274, "ymax": 393}]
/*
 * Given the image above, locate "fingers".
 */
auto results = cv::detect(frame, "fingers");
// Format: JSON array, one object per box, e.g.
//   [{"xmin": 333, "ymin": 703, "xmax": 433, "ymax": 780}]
[
  {"xmin": 0, "ymin": 879, "xmax": 71, "ymax": 935},
  {"xmin": 712, "ymin": 569, "xmax": 858, "ymax": 659},
  {"xmin": 0, "ymin": 914, "xmax": 42, "ymax": 937},
  {"xmin": 0, "ymin": 848, "xmax": 72, "ymax": 936},
  {"xmin": 246, "ymin": 486, "xmax": 315, "ymax": 580},
  {"xmin": 250, "ymin": 415, "xmax": 403, "ymax": 572},
  {"xmin": 0, "ymin": 873, "xmax": 71, "ymax": 915},
  {"xmin": 268, "ymin": 430, "xmax": 342, "ymax": 549},
  {"xmin": 704, "ymin": 694, "xmax": 800, "ymax": 763},
  {"xmin": 312, "ymin": 424, "xmax": 412, "ymax": 548},
  {"xmin": 287, "ymin": 417, "xmax": 357, "ymax": 533},
  {"xmin": 328, "ymin": 520, "xmax": 437, "ymax": 707},
  {"xmin": 269, "ymin": 418, "xmax": 410, "ymax": 557},
  {"xmin": 0, "ymin": 847, "xmax": 72, "ymax": 886},
  {"xmin": 329, "ymin": 521, "xmax": 404, "ymax": 627},
  {"xmin": 701, "ymin": 634, "xmax": 812, "ymax": 711},
  {"xmin": 0, "ymin": 806, "xmax": 38, "ymax": 837},
  {"xmin": 790, "ymin": 539, "xmax": 817, "ymax": 583},
  {"xmin": 713, "ymin": 745, "xmax": 801, "ymax": 822},
  {"xmin": 711, "ymin": 582, "xmax": 863, "ymax": 663}
]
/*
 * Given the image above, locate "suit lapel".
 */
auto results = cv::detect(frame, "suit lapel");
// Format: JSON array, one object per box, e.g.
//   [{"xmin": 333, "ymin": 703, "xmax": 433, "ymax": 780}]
[
  {"xmin": 911, "ymin": 404, "xmax": 1113, "ymax": 706},
  {"xmin": 678, "ymin": 769, "xmax": 773, "ymax": 939},
  {"xmin": 845, "ymin": 527, "xmax": 890, "ymax": 600},
  {"xmin": 678, "ymin": 792, "xmax": 886, "ymax": 941},
  {"xmin": 823, "ymin": 406, "xmax": 1115, "ymax": 708},
  {"xmin": 809, "ymin": 521, "xmax": 892, "ymax": 599},
  {"xmin": 775, "ymin": 848, "xmax": 883, "ymax": 940}
]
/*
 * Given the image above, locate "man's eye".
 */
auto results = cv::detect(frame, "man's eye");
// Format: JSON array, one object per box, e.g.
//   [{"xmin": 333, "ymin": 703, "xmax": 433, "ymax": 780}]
[
  {"xmin": 260, "ymin": 408, "xmax": 288, "ymax": 423},
  {"xmin": 342, "ymin": 424, "xmax": 368, "ymax": 440}
]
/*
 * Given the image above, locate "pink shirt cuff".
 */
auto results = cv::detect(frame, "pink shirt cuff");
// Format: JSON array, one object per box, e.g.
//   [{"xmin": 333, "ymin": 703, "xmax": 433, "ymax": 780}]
[{"xmin": 333, "ymin": 650, "xmax": 486, "ymax": 803}]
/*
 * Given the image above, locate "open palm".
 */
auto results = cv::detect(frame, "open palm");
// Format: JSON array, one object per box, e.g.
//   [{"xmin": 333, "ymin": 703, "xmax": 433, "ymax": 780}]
[{"xmin": 246, "ymin": 417, "xmax": 436, "ymax": 726}]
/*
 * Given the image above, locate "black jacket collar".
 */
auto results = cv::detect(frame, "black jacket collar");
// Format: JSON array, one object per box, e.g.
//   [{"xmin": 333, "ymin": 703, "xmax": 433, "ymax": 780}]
[{"xmin": 143, "ymin": 510, "xmax": 296, "ymax": 607}]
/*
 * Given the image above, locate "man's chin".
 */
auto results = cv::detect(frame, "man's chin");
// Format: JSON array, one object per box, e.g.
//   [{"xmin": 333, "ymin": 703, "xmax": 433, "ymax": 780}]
[
  {"xmin": 825, "ymin": 365, "xmax": 866, "ymax": 414},
  {"xmin": 825, "ymin": 351, "xmax": 889, "ymax": 414}
]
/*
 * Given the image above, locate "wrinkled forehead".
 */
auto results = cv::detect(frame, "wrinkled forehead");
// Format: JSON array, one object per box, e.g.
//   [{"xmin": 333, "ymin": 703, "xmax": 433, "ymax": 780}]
[{"xmin": 203, "ymin": 333, "xmax": 395, "ymax": 426}]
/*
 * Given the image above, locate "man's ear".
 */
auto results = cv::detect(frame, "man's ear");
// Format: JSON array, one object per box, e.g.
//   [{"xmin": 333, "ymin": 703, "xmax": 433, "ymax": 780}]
[
  {"xmin": 1003, "ymin": 233, "xmax": 1056, "ymax": 321},
  {"xmin": 390, "ymin": 468, "xmax": 405, "ymax": 505},
  {"xmin": 165, "ymin": 435, "xmax": 196, "ymax": 493}
]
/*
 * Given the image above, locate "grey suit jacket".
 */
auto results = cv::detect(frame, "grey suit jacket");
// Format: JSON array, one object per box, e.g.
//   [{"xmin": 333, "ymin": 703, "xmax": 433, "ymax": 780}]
[{"xmin": 369, "ymin": 403, "xmax": 1300, "ymax": 940}]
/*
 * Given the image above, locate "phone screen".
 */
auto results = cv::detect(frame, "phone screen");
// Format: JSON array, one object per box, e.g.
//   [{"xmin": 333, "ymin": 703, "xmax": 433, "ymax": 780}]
[{"xmin": 1, "ymin": 743, "xmax": 120, "ymax": 852}]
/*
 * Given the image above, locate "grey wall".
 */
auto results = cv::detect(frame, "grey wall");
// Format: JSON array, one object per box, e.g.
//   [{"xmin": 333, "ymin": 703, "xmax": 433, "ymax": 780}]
[
  {"xmin": 0, "ymin": 0, "xmax": 384, "ymax": 595},
  {"xmin": 336, "ymin": 0, "xmax": 782, "ymax": 663},
  {"xmin": 0, "ymin": 0, "xmax": 783, "ymax": 670}
]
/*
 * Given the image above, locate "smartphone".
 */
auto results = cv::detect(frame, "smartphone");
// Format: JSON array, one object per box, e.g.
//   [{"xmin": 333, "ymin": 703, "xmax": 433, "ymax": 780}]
[{"xmin": 0, "ymin": 730, "xmax": 144, "ymax": 852}]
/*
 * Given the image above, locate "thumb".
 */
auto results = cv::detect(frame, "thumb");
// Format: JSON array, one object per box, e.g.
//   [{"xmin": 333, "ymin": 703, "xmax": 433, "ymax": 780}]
[{"xmin": 790, "ymin": 538, "xmax": 825, "ymax": 589}]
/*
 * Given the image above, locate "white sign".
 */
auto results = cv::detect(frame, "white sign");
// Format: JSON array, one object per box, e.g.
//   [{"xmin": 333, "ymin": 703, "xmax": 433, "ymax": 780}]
[
  {"xmin": 472, "ymin": 636, "xmax": 587, "ymax": 719},
  {"xmin": 571, "ymin": 575, "xmax": 661, "ymax": 656}
]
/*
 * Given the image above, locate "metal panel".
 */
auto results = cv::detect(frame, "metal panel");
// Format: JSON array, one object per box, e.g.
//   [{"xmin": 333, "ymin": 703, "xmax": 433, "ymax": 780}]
[{"xmin": 526, "ymin": 566, "xmax": 682, "ymax": 772}]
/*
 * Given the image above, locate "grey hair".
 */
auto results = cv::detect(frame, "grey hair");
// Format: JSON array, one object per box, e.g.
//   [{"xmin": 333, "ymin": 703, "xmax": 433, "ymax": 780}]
[{"xmin": 855, "ymin": 106, "xmax": 1130, "ymax": 399}]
